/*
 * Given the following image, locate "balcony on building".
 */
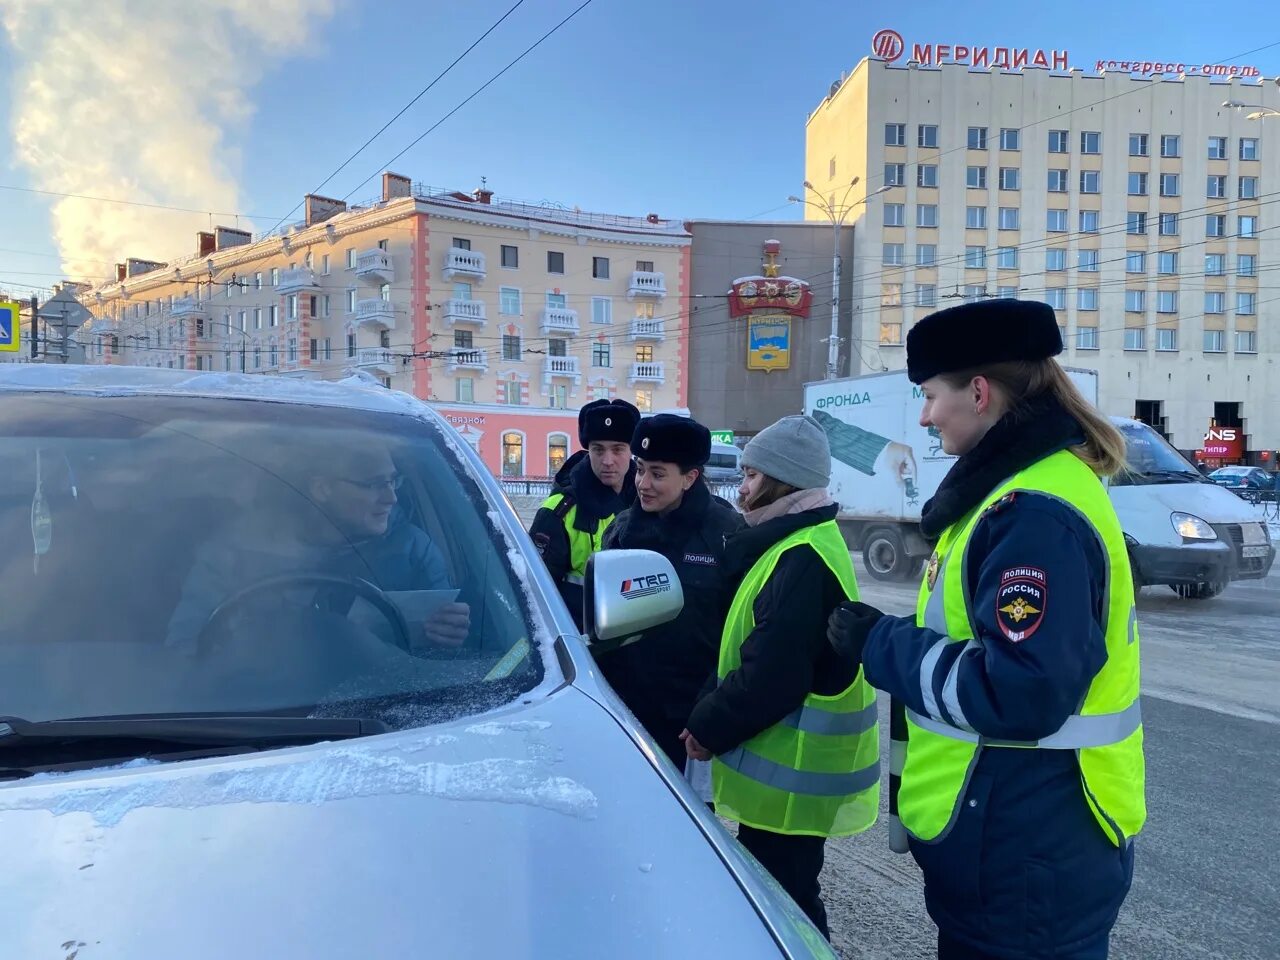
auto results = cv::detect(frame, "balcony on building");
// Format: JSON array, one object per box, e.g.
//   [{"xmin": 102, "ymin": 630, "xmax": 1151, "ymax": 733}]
[
  {"xmin": 543, "ymin": 355, "xmax": 582, "ymax": 382},
  {"xmin": 442, "ymin": 247, "xmax": 487, "ymax": 282},
  {"xmin": 278, "ymin": 267, "xmax": 319, "ymax": 294},
  {"xmin": 355, "ymin": 298, "xmax": 396, "ymax": 330},
  {"xmin": 443, "ymin": 298, "xmax": 487, "ymax": 327},
  {"xmin": 627, "ymin": 271, "xmax": 667, "ymax": 300},
  {"xmin": 539, "ymin": 307, "xmax": 580, "ymax": 336},
  {"xmin": 170, "ymin": 296, "xmax": 208, "ymax": 319},
  {"xmin": 628, "ymin": 318, "xmax": 665, "ymax": 341},
  {"xmin": 628, "ymin": 361, "xmax": 666, "ymax": 385},
  {"xmin": 356, "ymin": 249, "xmax": 395, "ymax": 284},
  {"xmin": 356, "ymin": 347, "xmax": 397, "ymax": 377},
  {"xmin": 448, "ymin": 347, "xmax": 489, "ymax": 372}
]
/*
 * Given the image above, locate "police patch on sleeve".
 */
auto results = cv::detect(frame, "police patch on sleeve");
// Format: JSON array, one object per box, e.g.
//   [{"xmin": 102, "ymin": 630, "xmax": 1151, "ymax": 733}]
[
  {"xmin": 996, "ymin": 567, "xmax": 1046, "ymax": 642},
  {"xmin": 532, "ymin": 532, "xmax": 551, "ymax": 556}
]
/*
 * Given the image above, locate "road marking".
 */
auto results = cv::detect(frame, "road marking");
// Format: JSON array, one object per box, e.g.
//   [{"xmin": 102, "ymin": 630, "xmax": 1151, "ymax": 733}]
[{"xmin": 1143, "ymin": 686, "xmax": 1280, "ymax": 726}]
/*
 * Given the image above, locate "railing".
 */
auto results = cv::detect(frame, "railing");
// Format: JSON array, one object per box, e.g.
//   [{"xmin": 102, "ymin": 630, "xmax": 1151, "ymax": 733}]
[
  {"xmin": 629, "ymin": 361, "xmax": 665, "ymax": 382},
  {"xmin": 544, "ymin": 355, "xmax": 581, "ymax": 376},
  {"xmin": 355, "ymin": 299, "xmax": 395, "ymax": 328},
  {"xmin": 443, "ymin": 298, "xmax": 487, "ymax": 324},
  {"xmin": 356, "ymin": 249, "xmax": 394, "ymax": 281},
  {"xmin": 539, "ymin": 308, "xmax": 579, "ymax": 334},
  {"xmin": 443, "ymin": 248, "xmax": 487, "ymax": 279},
  {"xmin": 277, "ymin": 267, "xmax": 318, "ymax": 293},
  {"xmin": 629, "ymin": 318, "xmax": 665, "ymax": 340},
  {"xmin": 628, "ymin": 271, "xmax": 667, "ymax": 298},
  {"xmin": 356, "ymin": 347, "xmax": 396, "ymax": 370}
]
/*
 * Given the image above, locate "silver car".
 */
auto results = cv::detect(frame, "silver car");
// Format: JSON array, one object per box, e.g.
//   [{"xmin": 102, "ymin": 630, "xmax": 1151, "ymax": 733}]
[{"xmin": 0, "ymin": 366, "xmax": 834, "ymax": 960}]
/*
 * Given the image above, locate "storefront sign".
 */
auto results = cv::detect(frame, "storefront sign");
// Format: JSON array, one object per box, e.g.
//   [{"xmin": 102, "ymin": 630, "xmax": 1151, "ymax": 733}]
[
  {"xmin": 1202, "ymin": 426, "xmax": 1244, "ymax": 459},
  {"xmin": 710, "ymin": 430, "xmax": 734, "ymax": 445}
]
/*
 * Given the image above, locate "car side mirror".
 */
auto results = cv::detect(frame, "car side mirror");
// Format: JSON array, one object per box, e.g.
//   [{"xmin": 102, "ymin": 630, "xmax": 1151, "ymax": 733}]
[{"xmin": 583, "ymin": 549, "xmax": 684, "ymax": 650}]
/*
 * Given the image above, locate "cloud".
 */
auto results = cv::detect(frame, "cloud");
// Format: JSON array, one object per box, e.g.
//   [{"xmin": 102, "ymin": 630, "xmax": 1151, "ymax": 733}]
[{"xmin": 0, "ymin": 0, "xmax": 339, "ymax": 279}]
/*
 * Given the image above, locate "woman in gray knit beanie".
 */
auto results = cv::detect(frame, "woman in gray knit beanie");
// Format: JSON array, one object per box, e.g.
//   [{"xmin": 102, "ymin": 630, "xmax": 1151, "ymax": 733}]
[{"xmin": 681, "ymin": 415, "xmax": 878, "ymax": 939}]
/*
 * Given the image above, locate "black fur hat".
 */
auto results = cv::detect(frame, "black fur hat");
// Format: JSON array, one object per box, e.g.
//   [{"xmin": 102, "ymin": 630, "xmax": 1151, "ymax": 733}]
[
  {"xmin": 906, "ymin": 299, "xmax": 1063, "ymax": 384},
  {"xmin": 578, "ymin": 398, "xmax": 641, "ymax": 448},
  {"xmin": 631, "ymin": 414, "xmax": 712, "ymax": 468}
]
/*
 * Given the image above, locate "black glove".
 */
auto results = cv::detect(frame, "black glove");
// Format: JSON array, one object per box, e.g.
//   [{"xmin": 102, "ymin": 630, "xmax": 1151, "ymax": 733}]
[{"xmin": 826, "ymin": 601, "xmax": 886, "ymax": 669}]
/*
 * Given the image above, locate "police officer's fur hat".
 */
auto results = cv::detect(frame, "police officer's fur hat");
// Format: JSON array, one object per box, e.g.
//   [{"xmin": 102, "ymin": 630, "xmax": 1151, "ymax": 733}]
[
  {"xmin": 631, "ymin": 414, "xmax": 712, "ymax": 469},
  {"xmin": 906, "ymin": 299, "xmax": 1063, "ymax": 385},
  {"xmin": 578, "ymin": 398, "xmax": 641, "ymax": 448}
]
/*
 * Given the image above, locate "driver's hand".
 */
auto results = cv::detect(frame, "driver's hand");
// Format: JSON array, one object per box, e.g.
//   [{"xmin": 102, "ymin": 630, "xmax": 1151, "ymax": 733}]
[{"xmin": 419, "ymin": 602, "xmax": 471, "ymax": 648}]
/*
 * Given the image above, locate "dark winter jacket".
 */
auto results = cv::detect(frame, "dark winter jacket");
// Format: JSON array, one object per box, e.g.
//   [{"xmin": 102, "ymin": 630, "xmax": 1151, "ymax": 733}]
[
  {"xmin": 685, "ymin": 504, "xmax": 860, "ymax": 757},
  {"xmin": 595, "ymin": 480, "xmax": 744, "ymax": 759},
  {"xmin": 528, "ymin": 450, "xmax": 636, "ymax": 626}
]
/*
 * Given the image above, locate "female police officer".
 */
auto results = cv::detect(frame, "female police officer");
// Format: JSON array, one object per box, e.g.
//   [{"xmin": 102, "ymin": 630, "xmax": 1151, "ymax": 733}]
[
  {"xmin": 827, "ymin": 300, "xmax": 1145, "ymax": 960},
  {"xmin": 596, "ymin": 414, "xmax": 742, "ymax": 770}
]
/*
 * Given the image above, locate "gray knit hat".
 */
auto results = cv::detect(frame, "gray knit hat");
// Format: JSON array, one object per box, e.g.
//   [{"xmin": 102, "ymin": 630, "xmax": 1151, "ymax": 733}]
[{"xmin": 742, "ymin": 415, "xmax": 831, "ymax": 491}]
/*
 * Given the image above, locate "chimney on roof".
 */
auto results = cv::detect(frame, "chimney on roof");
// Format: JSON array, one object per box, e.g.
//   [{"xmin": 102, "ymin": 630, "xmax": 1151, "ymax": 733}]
[
  {"xmin": 474, "ymin": 187, "xmax": 493, "ymax": 204},
  {"xmin": 197, "ymin": 231, "xmax": 216, "ymax": 257},
  {"xmin": 214, "ymin": 226, "xmax": 252, "ymax": 251},
  {"xmin": 382, "ymin": 172, "xmax": 412, "ymax": 201},
  {"xmin": 116, "ymin": 263, "xmax": 127, "ymax": 282},
  {"xmin": 305, "ymin": 194, "xmax": 347, "ymax": 227}
]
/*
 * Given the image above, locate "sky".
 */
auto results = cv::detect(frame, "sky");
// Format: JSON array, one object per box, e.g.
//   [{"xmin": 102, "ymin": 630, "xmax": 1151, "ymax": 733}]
[{"xmin": 0, "ymin": 0, "xmax": 1277, "ymax": 296}]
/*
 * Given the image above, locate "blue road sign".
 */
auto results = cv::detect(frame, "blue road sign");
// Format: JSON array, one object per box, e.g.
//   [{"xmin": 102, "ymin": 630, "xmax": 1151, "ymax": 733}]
[{"xmin": 0, "ymin": 301, "xmax": 20, "ymax": 352}]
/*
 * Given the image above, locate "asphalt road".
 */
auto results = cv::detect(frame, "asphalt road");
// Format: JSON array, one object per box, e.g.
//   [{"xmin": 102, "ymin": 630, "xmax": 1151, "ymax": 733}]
[{"xmin": 822, "ymin": 559, "xmax": 1280, "ymax": 959}]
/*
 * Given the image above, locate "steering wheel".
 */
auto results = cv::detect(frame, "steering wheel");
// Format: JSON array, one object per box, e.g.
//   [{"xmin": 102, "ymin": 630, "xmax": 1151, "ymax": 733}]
[{"xmin": 196, "ymin": 573, "xmax": 414, "ymax": 654}]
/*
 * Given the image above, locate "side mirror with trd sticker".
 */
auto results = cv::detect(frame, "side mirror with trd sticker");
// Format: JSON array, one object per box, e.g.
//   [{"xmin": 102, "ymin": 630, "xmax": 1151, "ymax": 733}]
[{"xmin": 584, "ymin": 549, "xmax": 684, "ymax": 650}]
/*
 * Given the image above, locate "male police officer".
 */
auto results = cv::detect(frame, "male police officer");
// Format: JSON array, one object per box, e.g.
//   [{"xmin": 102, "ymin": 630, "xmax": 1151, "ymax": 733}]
[{"xmin": 529, "ymin": 398, "xmax": 640, "ymax": 627}]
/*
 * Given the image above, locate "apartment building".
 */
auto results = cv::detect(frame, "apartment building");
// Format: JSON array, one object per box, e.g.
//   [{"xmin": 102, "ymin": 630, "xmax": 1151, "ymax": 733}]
[
  {"xmin": 79, "ymin": 174, "xmax": 691, "ymax": 476},
  {"xmin": 804, "ymin": 42, "xmax": 1280, "ymax": 459}
]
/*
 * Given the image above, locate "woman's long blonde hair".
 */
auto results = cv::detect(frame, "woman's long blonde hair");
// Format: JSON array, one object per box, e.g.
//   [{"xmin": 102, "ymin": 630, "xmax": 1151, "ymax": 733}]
[{"xmin": 940, "ymin": 359, "xmax": 1128, "ymax": 476}]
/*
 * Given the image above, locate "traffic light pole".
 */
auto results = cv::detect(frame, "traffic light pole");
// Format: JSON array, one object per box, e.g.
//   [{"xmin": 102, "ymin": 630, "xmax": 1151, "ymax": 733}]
[{"xmin": 29, "ymin": 295, "xmax": 38, "ymax": 359}]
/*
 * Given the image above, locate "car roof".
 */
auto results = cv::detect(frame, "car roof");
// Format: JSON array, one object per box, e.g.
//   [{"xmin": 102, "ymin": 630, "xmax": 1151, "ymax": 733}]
[{"xmin": 0, "ymin": 364, "xmax": 437, "ymax": 422}]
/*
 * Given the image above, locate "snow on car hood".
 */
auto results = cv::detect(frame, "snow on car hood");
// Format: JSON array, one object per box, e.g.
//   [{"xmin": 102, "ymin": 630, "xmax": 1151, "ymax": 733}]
[{"xmin": 0, "ymin": 687, "xmax": 814, "ymax": 959}]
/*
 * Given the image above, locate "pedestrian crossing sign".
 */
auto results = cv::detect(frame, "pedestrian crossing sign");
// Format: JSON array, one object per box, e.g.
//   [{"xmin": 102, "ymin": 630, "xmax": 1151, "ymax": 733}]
[{"xmin": 0, "ymin": 301, "xmax": 20, "ymax": 352}]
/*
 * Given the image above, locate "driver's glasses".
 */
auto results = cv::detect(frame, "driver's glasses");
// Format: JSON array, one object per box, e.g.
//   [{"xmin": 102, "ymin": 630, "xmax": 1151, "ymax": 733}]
[{"xmin": 339, "ymin": 474, "xmax": 403, "ymax": 493}]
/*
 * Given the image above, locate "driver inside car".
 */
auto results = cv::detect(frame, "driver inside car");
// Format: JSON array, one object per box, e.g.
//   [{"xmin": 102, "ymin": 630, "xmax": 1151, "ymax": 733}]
[{"xmin": 166, "ymin": 437, "xmax": 470, "ymax": 653}]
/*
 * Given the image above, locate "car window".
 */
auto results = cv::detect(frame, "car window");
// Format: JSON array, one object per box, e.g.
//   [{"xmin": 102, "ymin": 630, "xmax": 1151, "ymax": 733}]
[
  {"xmin": 0, "ymin": 392, "xmax": 547, "ymax": 726},
  {"xmin": 1111, "ymin": 420, "xmax": 1201, "ymax": 484}
]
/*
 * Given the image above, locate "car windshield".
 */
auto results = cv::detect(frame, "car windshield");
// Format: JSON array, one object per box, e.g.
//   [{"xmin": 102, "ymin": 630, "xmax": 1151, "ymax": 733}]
[
  {"xmin": 707, "ymin": 453, "xmax": 739, "ymax": 469},
  {"xmin": 0, "ymin": 391, "xmax": 546, "ymax": 726},
  {"xmin": 1111, "ymin": 419, "xmax": 1204, "ymax": 485},
  {"xmin": 1211, "ymin": 468, "xmax": 1250, "ymax": 477}
]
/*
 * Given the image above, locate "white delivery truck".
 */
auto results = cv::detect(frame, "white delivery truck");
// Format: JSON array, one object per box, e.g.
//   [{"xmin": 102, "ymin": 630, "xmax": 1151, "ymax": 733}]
[{"xmin": 804, "ymin": 369, "xmax": 1274, "ymax": 598}]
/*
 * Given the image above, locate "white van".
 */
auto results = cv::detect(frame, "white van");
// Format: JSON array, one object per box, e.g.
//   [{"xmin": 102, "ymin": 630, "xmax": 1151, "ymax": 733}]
[{"xmin": 704, "ymin": 442, "xmax": 743, "ymax": 484}]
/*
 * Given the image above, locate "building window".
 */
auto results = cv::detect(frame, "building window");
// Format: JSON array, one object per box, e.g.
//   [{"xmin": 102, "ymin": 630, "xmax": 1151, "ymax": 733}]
[
  {"xmin": 1205, "ymin": 292, "xmax": 1226, "ymax": 314},
  {"xmin": 1208, "ymin": 136, "xmax": 1228, "ymax": 160},
  {"xmin": 881, "ymin": 283, "xmax": 903, "ymax": 307},
  {"xmin": 1080, "ymin": 131, "xmax": 1101, "ymax": 154},
  {"xmin": 967, "ymin": 126, "xmax": 988, "ymax": 150},
  {"xmin": 588, "ymin": 296, "xmax": 610, "ymax": 325},
  {"xmin": 1239, "ymin": 176, "xmax": 1259, "ymax": 200},
  {"xmin": 1207, "ymin": 175, "xmax": 1227, "ymax": 199},
  {"xmin": 1124, "ymin": 328, "xmax": 1146, "ymax": 350},
  {"xmin": 1046, "ymin": 248, "xmax": 1067, "ymax": 272},
  {"xmin": 883, "ymin": 243, "xmax": 905, "ymax": 266},
  {"xmin": 1157, "ymin": 291, "xmax": 1178, "ymax": 314},
  {"xmin": 965, "ymin": 246, "xmax": 987, "ymax": 269},
  {"xmin": 1127, "ymin": 212, "xmax": 1147, "ymax": 235},
  {"xmin": 347, "ymin": 333, "xmax": 356, "ymax": 358},
  {"xmin": 1000, "ymin": 128, "xmax": 1020, "ymax": 151},
  {"xmin": 456, "ymin": 377, "xmax": 474, "ymax": 403},
  {"xmin": 1078, "ymin": 249, "xmax": 1100, "ymax": 272},
  {"xmin": 549, "ymin": 338, "xmax": 568, "ymax": 358},
  {"xmin": 1239, "ymin": 216, "xmax": 1258, "ymax": 239},
  {"xmin": 885, "ymin": 123, "xmax": 906, "ymax": 146},
  {"xmin": 287, "ymin": 295, "xmax": 298, "ymax": 320},
  {"xmin": 1047, "ymin": 209, "xmax": 1068, "ymax": 232},
  {"xmin": 547, "ymin": 251, "xmax": 565, "ymax": 274},
  {"xmin": 1157, "ymin": 328, "xmax": 1178, "ymax": 352},
  {"xmin": 1078, "ymin": 288, "xmax": 1098, "ymax": 311},
  {"xmin": 500, "ymin": 381, "xmax": 522, "ymax": 406},
  {"xmin": 1158, "ymin": 252, "xmax": 1178, "ymax": 275},
  {"xmin": 501, "ymin": 432, "xmax": 524, "ymax": 477},
  {"xmin": 997, "ymin": 286, "xmax": 1018, "ymax": 300},
  {"xmin": 996, "ymin": 247, "xmax": 1018, "ymax": 270},
  {"xmin": 1237, "ymin": 292, "xmax": 1257, "ymax": 315},
  {"xmin": 499, "ymin": 286, "xmax": 522, "ymax": 315},
  {"xmin": 454, "ymin": 329, "xmax": 474, "ymax": 349},
  {"xmin": 1128, "ymin": 172, "xmax": 1148, "ymax": 196},
  {"xmin": 1238, "ymin": 254, "xmax": 1257, "ymax": 277},
  {"xmin": 323, "ymin": 336, "xmax": 333, "ymax": 360},
  {"xmin": 269, "ymin": 343, "xmax": 278, "ymax": 367},
  {"xmin": 1206, "ymin": 214, "xmax": 1227, "ymax": 237},
  {"xmin": 918, "ymin": 124, "xmax": 938, "ymax": 148},
  {"xmin": 548, "ymin": 434, "xmax": 569, "ymax": 474},
  {"xmin": 1077, "ymin": 326, "xmax": 1099, "ymax": 349},
  {"xmin": 1048, "ymin": 129, "xmax": 1069, "ymax": 153},
  {"xmin": 252, "ymin": 307, "xmax": 262, "ymax": 330},
  {"xmin": 829, "ymin": 157, "xmax": 836, "ymax": 179},
  {"xmin": 998, "ymin": 207, "xmax": 1019, "ymax": 230},
  {"xmin": 1240, "ymin": 138, "xmax": 1259, "ymax": 161},
  {"xmin": 320, "ymin": 254, "xmax": 330, "ymax": 275},
  {"xmin": 1125, "ymin": 290, "xmax": 1146, "ymax": 313},
  {"xmin": 636, "ymin": 260, "xmax": 654, "ymax": 272},
  {"xmin": 1044, "ymin": 288, "xmax": 1066, "ymax": 310},
  {"xmin": 1160, "ymin": 135, "xmax": 1181, "ymax": 158},
  {"xmin": 1079, "ymin": 210, "xmax": 1100, "ymax": 233},
  {"xmin": 1236, "ymin": 330, "xmax": 1257, "ymax": 353},
  {"xmin": 1159, "ymin": 213, "xmax": 1179, "ymax": 236},
  {"xmin": 634, "ymin": 389, "xmax": 653, "ymax": 413},
  {"xmin": 287, "ymin": 338, "xmax": 298, "ymax": 363},
  {"xmin": 885, "ymin": 163, "xmax": 905, "ymax": 186},
  {"xmin": 1129, "ymin": 133, "xmax": 1149, "ymax": 157},
  {"xmin": 1048, "ymin": 169, "xmax": 1069, "ymax": 192},
  {"xmin": 1205, "ymin": 254, "xmax": 1226, "ymax": 275},
  {"xmin": 917, "ymin": 204, "xmax": 939, "ymax": 228},
  {"xmin": 1079, "ymin": 170, "xmax": 1100, "ymax": 194},
  {"xmin": 966, "ymin": 166, "xmax": 987, "ymax": 189},
  {"xmin": 346, "ymin": 289, "xmax": 357, "ymax": 314},
  {"xmin": 999, "ymin": 168, "xmax": 1020, "ymax": 190},
  {"xmin": 550, "ymin": 386, "xmax": 569, "ymax": 411},
  {"xmin": 310, "ymin": 338, "xmax": 318, "ymax": 361},
  {"xmin": 917, "ymin": 164, "xmax": 939, "ymax": 188},
  {"xmin": 916, "ymin": 244, "xmax": 937, "ymax": 266},
  {"xmin": 884, "ymin": 203, "xmax": 905, "ymax": 227},
  {"xmin": 916, "ymin": 284, "xmax": 937, "ymax": 307},
  {"xmin": 499, "ymin": 245, "xmax": 519, "ymax": 269},
  {"xmin": 880, "ymin": 322, "xmax": 903, "ymax": 345},
  {"xmin": 592, "ymin": 341, "xmax": 611, "ymax": 367},
  {"xmin": 269, "ymin": 305, "xmax": 279, "ymax": 327},
  {"xmin": 965, "ymin": 206, "xmax": 987, "ymax": 229},
  {"xmin": 592, "ymin": 256, "xmax": 610, "ymax": 280},
  {"xmin": 545, "ymin": 292, "xmax": 567, "ymax": 310},
  {"xmin": 963, "ymin": 285, "xmax": 986, "ymax": 303},
  {"xmin": 502, "ymin": 334, "xmax": 522, "ymax": 361},
  {"xmin": 635, "ymin": 301, "xmax": 656, "ymax": 319},
  {"xmin": 345, "ymin": 249, "xmax": 357, "ymax": 270},
  {"xmin": 269, "ymin": 267, "xmax": 279, "ymax": 288},
  {"xmin": 452, "ymin": 238, "xmax": 471, "ymax": 251}
]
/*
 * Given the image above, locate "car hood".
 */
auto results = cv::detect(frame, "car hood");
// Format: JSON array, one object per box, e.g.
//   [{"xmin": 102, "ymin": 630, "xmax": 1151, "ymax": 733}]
[
  {"xmin": 1111, "ymin": 481, "xmax": 1262, "ymax": 524},
  {"xmin": 0, "ymin": 686, "xmax": 830, "ymax": 959}
]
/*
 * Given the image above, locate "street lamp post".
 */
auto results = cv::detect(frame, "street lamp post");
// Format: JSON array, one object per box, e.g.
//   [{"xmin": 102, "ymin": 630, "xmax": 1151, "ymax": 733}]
[
  {"xmin": 789, "ymin": 180, "xmax": 892, "ymax": 380},
  {"xmin": 1223, "ymin": 95, "xmax": 1280, "ymax": 121}
]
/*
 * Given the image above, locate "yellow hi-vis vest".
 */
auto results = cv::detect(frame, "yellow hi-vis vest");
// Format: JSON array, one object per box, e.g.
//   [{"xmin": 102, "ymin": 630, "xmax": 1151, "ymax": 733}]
[
  {"xmin": 900, "ymin": 449, "xmax": 1146, "ymax": 847},
  {"xmin": 712, "ymin": 519, "xmax": 880, "ymax": 838},
  {"xmin": 540, "ymin": 492, "xmax": 614, "ymax": 587}
]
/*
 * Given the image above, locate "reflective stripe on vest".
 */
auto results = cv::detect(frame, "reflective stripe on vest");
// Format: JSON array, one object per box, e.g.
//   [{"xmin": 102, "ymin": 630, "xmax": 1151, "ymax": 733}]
[
  {"xmin": 711, "ymin": 519, "xmax": 880, "ymax": 839},
  {"xmin": 540, "ymin": 493, "xmax": 613, "ymax": 582},
  {"xmin": 898, "ymin": 450, "xmax": 1146, "ymax": 848}
]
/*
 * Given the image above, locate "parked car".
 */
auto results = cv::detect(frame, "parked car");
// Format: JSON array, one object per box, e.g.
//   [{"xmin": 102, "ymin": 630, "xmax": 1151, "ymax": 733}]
[
  {"xmin": 0, "ymin": 366, "xmax": 835, "ymax": 960},
  {"xmin": 1208, "ymin": 466, "xmax": 1277, "ymax": 500},
  {"xmin": 705, "ymin": 440, "xmax": 744, "ymax": 484}
]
